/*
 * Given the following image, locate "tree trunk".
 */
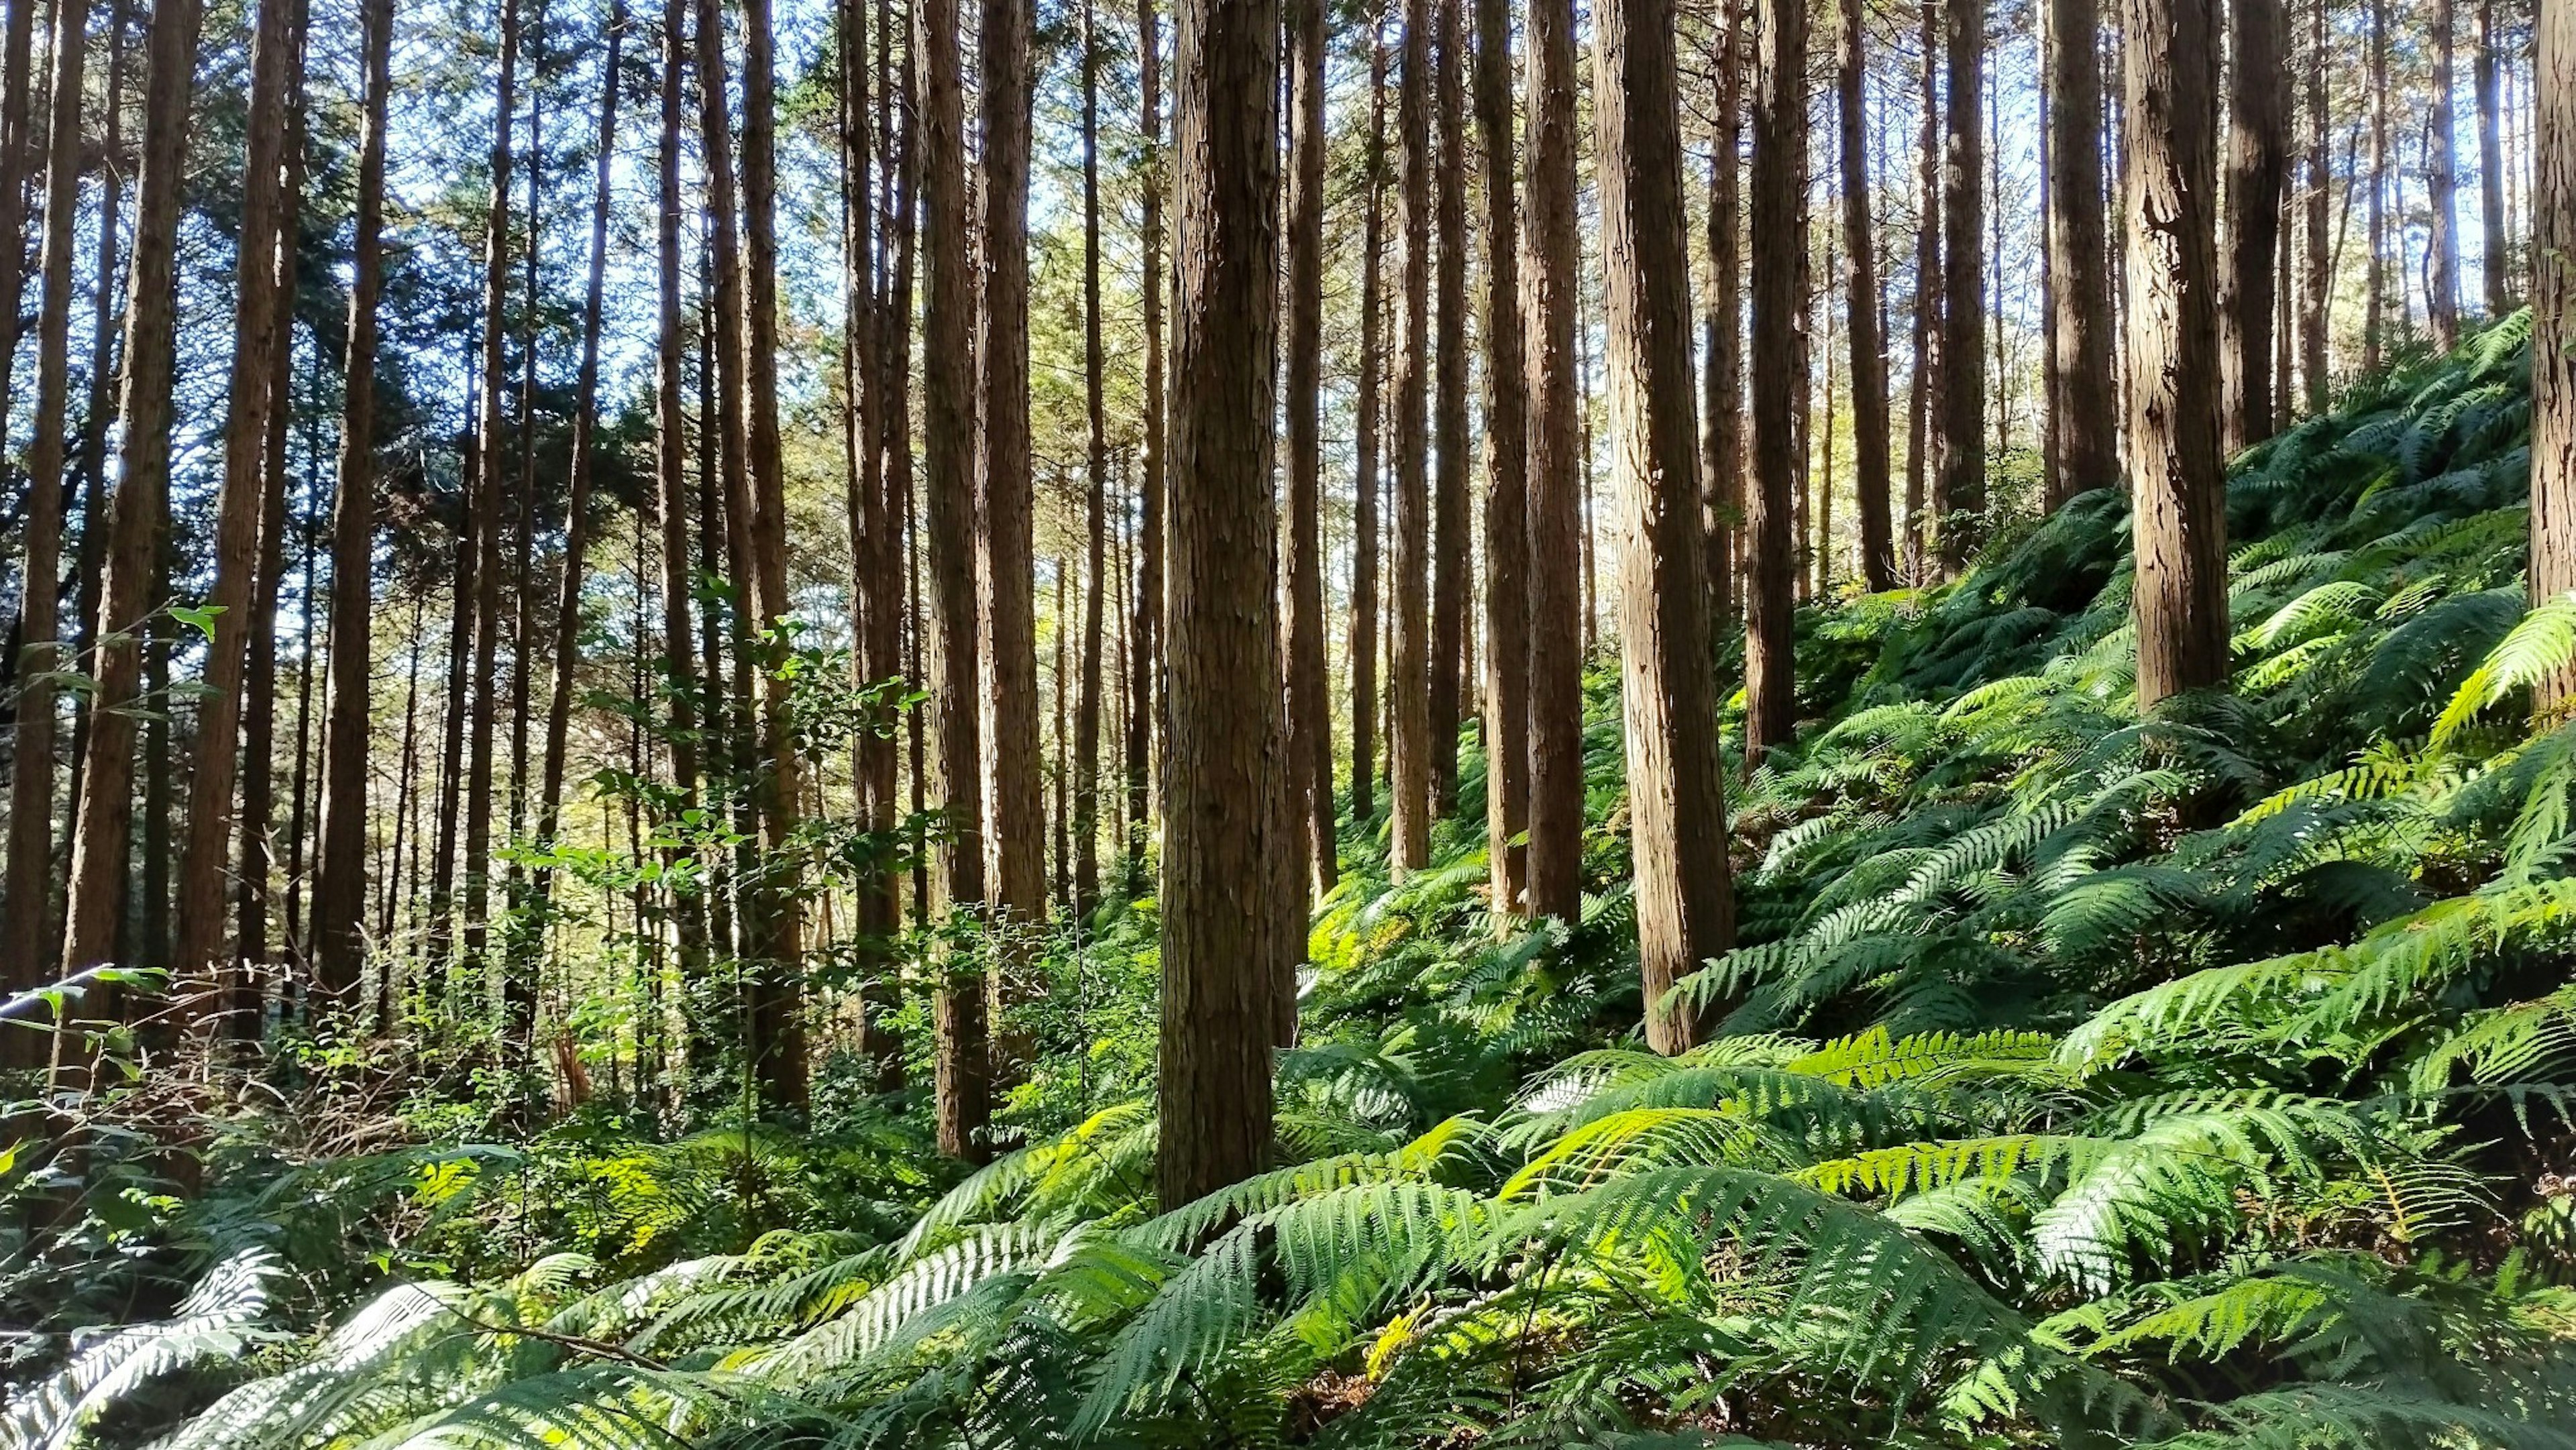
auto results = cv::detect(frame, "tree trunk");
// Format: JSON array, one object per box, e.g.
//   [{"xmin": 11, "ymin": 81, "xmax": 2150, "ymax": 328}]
[
  {"xmin": 1472, "ymin": 0, "xmax": 1526, "ymax": 921},
  {"xmin": 1904, "ymin": 0, "xmax": 1941, "ymax": 579},
  {"xmin": 1286, "ymin": 0, "xmax": 1336, "ymax": 906},
  {"xmin": 1126, "ymin": 0, "xmax": 1165, "ymax": 880},
  {"xmin": 2223, "ymin": 0, "xmax": 2287, "ymax": 453},
  {"xmin": 1349, "ymin": 30, "xmax": 1387, "ymax": 827},
  {"xmin": 1522, "ymin": 0, "xmax": 1584, "ymax": 923},
  {"xmin": 1837, "ymin": 0, "xmax": 1893, "ymax": 588},
  {"xmin": 2533, "ymin": 0, "xmax": 2575, "ymax": 715},
  {"xmin": 2428, "ymin": 0, "xmax": 2465, "ymax": 350},
  {"xmin": 0, "ymin": 0, "xmax": 38, "ymax": 461},
  {"xmin": 463, "ymin": 0, "xmax": 523, "ymax": 1022},
  {"xmin": 1159, "ymin": 0, "xmax": 1288, "ymax": 1208},
  {"xmin": 2302, "ymin": 0, "xmax": 2330, "ymax": 411},
  {"xmin": 2123, "ymin": 0, "xmax": 2231, "ymax": 707},
  {"xmin": 922, "ymin": 0, "xmax": 991, "ymax": 1159},
  {"xmin": 2365, "ymin": 0, "xmax": 2389, "ymax": 370},
  {"xmin": 170, "ymin": 0, "xmax": 303, "ymax": 1001},
  {"xmin": 2476, "ymin": 0, "xmax": 2512, "ymax": 316},
  {"xmin": 1075, "ymin": 0, "xmax": 1109, "ymax": 911},
  {"xmin": 1934, "ymin": 0, "xmax": 1985, "ymax": 571},
  {"xmin": 1389, "ymin": 0, "xmax": 1434, "ymax": 874},
  {"xmin": 313, "ymin": 0, "xmax": 396, "ymax": 1004},
  {"xmin": 1745, "ymin": 0, "xmax": 1805, "ymax": 760},
  {"xmin": 1428, "ymin": 0, "xmax": 1468, "ymax": 817},
  {"xmin": 68, "ymin": 0, "xmax": 131, "ymax": 815},
  {"xmin": 1703, "ymin": 0, "xmax": 1745, "ymax": 623},
  {"xmin": 59, "ymin": 0, "xmax": 208, "ymax": 992},
  {"xmin": 2047, "ymin": 0, "xmax": 2114, "ymax": 503},
  {"xmin": 1595, "ymin": 0, "xmax": 1731, "ymax": 1053}
]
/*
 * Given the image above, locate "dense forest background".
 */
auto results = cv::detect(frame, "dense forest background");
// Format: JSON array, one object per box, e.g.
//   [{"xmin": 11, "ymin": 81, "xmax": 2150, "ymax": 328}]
[{"xmin": 4, "ymin": 0, "xmax": 2576, "ymax": 1442}]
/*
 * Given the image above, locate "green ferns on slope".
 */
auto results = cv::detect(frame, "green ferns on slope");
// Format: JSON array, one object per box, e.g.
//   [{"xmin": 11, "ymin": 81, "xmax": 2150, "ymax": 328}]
[{"xmin": 18, "ymin": 321, "xmax": 2576, "ymax": 1448}]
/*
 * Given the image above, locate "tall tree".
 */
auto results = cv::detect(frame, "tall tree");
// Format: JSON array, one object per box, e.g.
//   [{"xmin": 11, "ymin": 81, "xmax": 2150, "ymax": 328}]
[
  {"xmin": 1349, "ymin": 26, "xmax": 1387, "ymax": 825},
  {"xmin": 2533, "ymin": 0, "xmax": 2574, "ymax": 715},
  {"xmin": 1596, "ymin": 0, "xmax": 1733, "ymax": 1052},
  {"xmin": 313, "ymin": 0, "xmax": 398, "ymax": 1004},
  {"xmin": 2428, "ymin": 0, "xmax": 2465, "ymax": 349},
  {"xmin": 170, "ymin": 0, "xmax": 304, "ymax": 996},
  {"xmin": 2124, "ymin": 0, "xmax": 2231, "ymax": 706},
  {"xmin": 1075, "ymin": 0, "xmax": 1110, "ymax": 909},
  {"xmin": 2046, "ymin": 0, "xmax": 2113, "ymax": 503},
  {"xmin": 60, "ymin": 0, "xmax": 210, "ymax": 983},
  {"xmin": 1159, "ymin": 0, "xmax": 1289, "ymax": 1208},
  {"xmin": 1521, "ymin": 0, "xmax": 1585, "ymax": 921},
  {"xmin": 1, "ymin": 0, "xmax": 99, "ymax": 1037},
  {"xmin": 0, "ymin": 0, "xmax": 36, "ymax": 460},
  {"xmin": 1473, "ymin": 0, "xmax": 1527, "ymax": 918},
  {"xmin": 1745, "ymin": 0, "xmax": 1805, "ymax": 759},
  {"xmin": 1837, "ymin": 0, "xmax": 1893, "ymax": 588},
  {"xmin": 1388, "ymin": 0, "xmax": 1434, "ymax": 874},
  {"xmin": 464, "ymin": 0, "xmax": 525, "ymax": 998},
  {"xmin": 2365, "ymin": 0, "xmax": 2390, "ymax": 369},
  {"xmin": 1125, "ymin": 0, "xmax": 1165, "ymax": 877},
  {"xmin": 1934, "ymin": 0, "xmax": 1984, "ymax": 570},
  {"xmin": 1285, "ymin": 0, "xmax": 1336, "ymax": 900},
  {"xmin": 2224, "ymin": 0, "xmax": 2288, "ymax": 453},
  {"xmin": 921, "ymin": 0, "xmax": 991, "ymax": 1158},
  {"xmin": 1703, "ymin": 1, "xmax": 1745, "ymax": 621},
  {"xmin": 2302, "ymin": 0, "xmax": 2330, "ymax": 411},
  {"xmin": 2476, "ymin": 0, "xmax": 2513, "ymax": 315},
  {"xmin": 1428, "ymin": 0, "xmax": 1469, "ymax": 816},
  {"xmin": 1904, "ymin": 0, "xmax": 1941, "ymax": 575}
]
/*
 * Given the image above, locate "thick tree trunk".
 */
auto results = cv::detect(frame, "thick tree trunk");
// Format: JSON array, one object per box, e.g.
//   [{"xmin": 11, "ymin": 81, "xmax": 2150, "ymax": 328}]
[
  {"xmin": 1745, "ymin": 0, "xmax": 1805, "ymax": 760},
  {"xmin": 1075, "ymin": 0, "xmax": 1109, "ymax": 911},
  {"xmin": 1349, "ymin": 31, "xmax": 1387, "ymax": 826},
  {"xmin": 2533, "ymin": 0, "xmax": 2575, "ymax": 715},
  {"xmin": 2046, "ymin": 0, "xmax": 2113, "ymax": 503},
  {"xmin": 1126, "ymin": 0, "xmax": 1165, "ymax": 879},
  {"xmin": 1285, "ymin": 0, "xmax": 1336, "ymax": 906},
  {"xmin": 1703, "ymin": 1, "xmax": 1745, "ymax": 623},
  {"xmin": 1837, "ymin": 0, "xmax": 1893, "ymax": 588},
  {"xmin": 2224, "ymin": 0, "xmax": 2287, "ymax": 452},
  {"xmin": 1428, "ymin": 0, "xmax": 1468, "ymax": 817},
  {"xmin": 922, "ymin": 0, "xmax": 991, "ymax": 1159},
  {"xmin": 1, "ymin": 0, "xmax": 97, "ymax": 1050},
  {"xmin": 1933, "ymin": 0, "xmax": 1985, "ymax": 572},
  {"xmin": 2123, "ymin": 0, "xmax": 2231, "ymax": 707},
  {"xmin": 2429, "ymin": 0, "xmax": 2465, "ymax": 350},
  {"xmin": 170, "ymin": 0, "xmax": 304, "ymax": 1002},
  {"xmin": 1472, "ymin": 0, "xmax": 1527, "ymax": 920},
  {"xmin": 2477, "ymin": 0, "xmax": 2513, "ymax": 316},
  {"xmin": 1389, "ymin": 0, "xmax": 1434, "ymax": 874},
  {"xmin": 313, "ymin": 0, "xmax": 397, "ymax": 1004},
  {"xmin": 1595, "ymin": 0, "xmax": 1731, "ymax": 1053},
  {"xmin": 1158, "ymin": 0, "xmax": 1287, "ymax": 1208},
  {"xmin": 1522, "ymin": 0, "xmax": 1584, "ymax": 923},
  {"xmin": 60, "ymin": 0, "xmax": 209, "ymax": 990}
]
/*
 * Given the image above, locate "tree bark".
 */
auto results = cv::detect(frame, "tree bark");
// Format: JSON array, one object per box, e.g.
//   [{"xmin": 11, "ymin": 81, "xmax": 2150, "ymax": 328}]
[
  {"xmin": 1349, "ymin": 28, "xmax": 1387, "ymax": 827},
  {"xmin": 1472, "ymin": 0, "xmax": 1526, "ymax": 920},
  {"xmin": 1076, "ymin": 0, "xmax": 1109, "ymax": 910},
  {"xmin": 2428, "ymin": 0, "xmax": 2465, "ymax": 350},
  {"xmin": 2123, "ymin": 0, "xmax": 2231, "ymax": 707},
  {"xmin": 1126, "ymin": 0, "xmax": 1165, "ymax": 879},
  {"xmin": 1837, "ymin": 0, "xmax": 1893, "ymax": 588},
  {"xmin": 2046, "ymin": 0, "xmax": 2113, "ymax": 502},
  {"xmin": 1428, "ymin": 0, "xmax": 1468, "ymax": 817},
  {"xmin": 1159, "ymin": 0, "xmax": 1288, "ymax": 1209},
  {"xmin": 1703, "ymin": 1, "xmax": 1745, "ymax": 622},
  {"xmin": 2223, "ymin": 0, "xmax": 2287, "ymax": 452},
  {"xmin": 1285, "ymin": 0, "xmax": 1336, "ymax": 904},
  {"xmin": 922, "ymin": 0, "xmax": 991, "ymax": 1159},
  {"xmin": 1904, "ymin": 0, "xmax": 1941, "ymax": 578},
  {"xmin": 1746, "ymin": 0, "xmax": 1805, "ymax": 760},
  {"xmin": 653, "ymin": 0, "xmax": 712, "ymax": 1035},
  {"xmin": 1933, "ymin": 0, "xmax": 1986, "ymax": 572},
  {"xmin": 2302, "ymin": 0, "xmax": 2330, "ymax": 411},
  {"xmin": 2476, "ymin": 0, "xmax": 2513, "ymax": 316},
  {"xmin": 1522, "ymin": 0, "xmax": 1584, "ymax": 923},
  {"xmin": 1595, "ymin": 0, "xmax": 1731, "ymax": 1052},
  {"xmin": 2533, "ymin": 0, "xmax": 2575, "ymax": 715},
  {"xmin": 2365, "ymin": 0, "xmax": 2390, "ymax": 370},
  {"xmin": 1389, "ymin": 0, "xmax": 1434, "ymax": 874}
]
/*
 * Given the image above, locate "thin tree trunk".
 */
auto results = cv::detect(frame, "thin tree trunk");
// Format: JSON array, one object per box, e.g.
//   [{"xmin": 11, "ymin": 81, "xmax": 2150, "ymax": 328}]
[
  {"xmin": 1837, "ymin": 0, "xmax": 1893, "ymax": 587},
  {"xmin": 2477, "ymin": 0, "xmax": 2513, "ymax": 315},
  {"xmin": 1703, "ymin": 0, "xmax": 1745, "ymax": 622},
  {"xmin": 170, "ymin": 0, "xmax": 303, "ymax": 1000},
  {"xmin": 1461, "ymin": 0, "xmax": 1519, "ymax": 923},
  {"xmin": 2531, "ymin": 0, "xmax": 2574, "ymax": 714},
  {"xmin": 1595, "ymin": 0, "xmax": 1731, "ymax": 1053},
  {"xmin": 2429, "ymin": 0, "xmax": 2465, "ymax": 349},
  {"xmin": 2047, "ymin": 0, "xmax": 2113, "ymax": 502},
  {"xmin": 1389, "ymin": 0, "xmax": 1434, "ymax": 874},
  {"xmin": 1286, "ymin": 0, "xmax": 1337, "ymax": 908},
  {"xmin": 1428, "ymin": 0, "xmax": 1468, "ymax": 817},
  {"xmin": 2303, "ymin": 0, "xmax": 2331, "ymax": 411},
  {"xmin": 2123, "ymin": 0, "xmax": 2230, "ymax": 706},
  {"xmin": 1159, "ymin": 0, "xmax": 1287, "ymax": 1208},
  {"xmin": 0, "ymin": 0, "xmax": 38, "ymax": 462},
  {"xmin": 59, "ymin": 0, "xmax": 209, "ymax": 994},
  {"xmin": 922, "ymin": 0, "xmax": 991, "ymax": 1159},
  {"xmin": 1348, "ymin": 27, "xmax": 1386, "ymax": 826},
  {"xmin": 1745, "ymin": 0, "xmax": 1805, "ymax": 760},
  {"xmin": 2365, "ymin": 0, "xmax": 2389, "ymax": 370},
  {"xmin": 1904, "ymin": 0, "xmax": 1940, "ymax": 579},
  {"xmin": 1, "ymin": 0, "xmax": 97, "ymax": 1038},
  {"xmin": 68, "ymin": 0, "xmax": 131, "ymax": 813},
  {"xmin": 1523, "ymin": 0, "xmax": 1584, "ymax": 923},
  {"xmin": 1934, "ymin": 0, "xmax": 1985, "ymax": 570},
  {"xmin": 1075, "ymin": 0, "xmax": 1109, "ymax": 911},
  {"xmin": 1125, "ymin": 0, "xmax": 1164, "ymax": 879}
]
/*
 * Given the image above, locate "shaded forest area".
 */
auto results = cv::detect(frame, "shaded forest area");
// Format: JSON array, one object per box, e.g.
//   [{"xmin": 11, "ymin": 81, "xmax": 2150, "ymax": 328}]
[{"xmin": 6, "ymin": 0, "xmax": 2576, "ymax": 1441}]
